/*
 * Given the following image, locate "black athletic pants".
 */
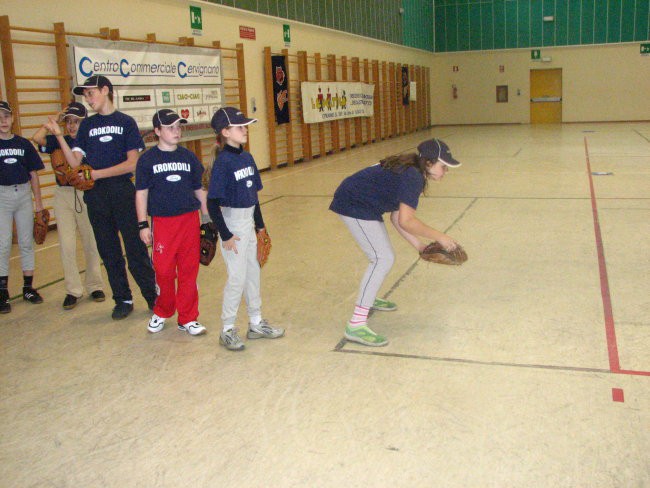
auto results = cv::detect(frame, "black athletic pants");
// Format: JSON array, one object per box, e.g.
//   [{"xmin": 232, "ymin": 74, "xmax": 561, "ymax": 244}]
[{"xmin": 84, "ymin": 177, "xmax": 156, "ymax": 304}]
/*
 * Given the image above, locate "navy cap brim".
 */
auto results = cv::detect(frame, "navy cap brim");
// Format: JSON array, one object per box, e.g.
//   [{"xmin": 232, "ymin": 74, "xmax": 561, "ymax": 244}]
[
  {"xmin": 154, "ymin": 115, "xmax": 188, "ymax": 128},
  {"xmin": 438, "ymin": 155, "xmax": 461, "ymax": 167}
]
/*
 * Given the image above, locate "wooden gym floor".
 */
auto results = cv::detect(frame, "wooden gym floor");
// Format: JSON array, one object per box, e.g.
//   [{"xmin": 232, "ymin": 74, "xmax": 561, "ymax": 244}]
[{"xmin": 1, "ymin": 123, "xmax": 649, "ymax": 487}]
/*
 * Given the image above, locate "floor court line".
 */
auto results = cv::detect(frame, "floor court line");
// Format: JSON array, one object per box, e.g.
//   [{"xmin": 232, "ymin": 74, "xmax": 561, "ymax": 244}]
[
  {"xmin": 584, "ymin": 137, "xmax": 622, "ymax": 374},
  {"xmin": 333, "ymin": 346, "xmax": 613, "ymax": 375}
]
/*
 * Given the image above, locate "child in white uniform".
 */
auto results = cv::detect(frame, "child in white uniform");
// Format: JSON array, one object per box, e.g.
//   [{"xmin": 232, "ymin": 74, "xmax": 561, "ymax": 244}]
[
  {"xmin": 0, "ymin": 101, "xmax": 45, "ymax": 313},
  {"xmin": 206, "ymin": 107, "xmax": 284, "ymax": 351}
]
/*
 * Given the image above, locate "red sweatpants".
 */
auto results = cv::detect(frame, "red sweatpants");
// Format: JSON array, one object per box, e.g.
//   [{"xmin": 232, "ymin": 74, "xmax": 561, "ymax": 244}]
[{"xmin": 151, "ymin": 211, "xmax": 200, "ymax": 325}]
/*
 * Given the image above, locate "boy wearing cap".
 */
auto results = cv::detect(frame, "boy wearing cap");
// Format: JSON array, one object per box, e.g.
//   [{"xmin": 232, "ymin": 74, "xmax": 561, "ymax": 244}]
[
  {"xmin": 329, "ymin": 138, "xmax": 463, "ymax": 347},
  {"xmin": 135, "ymin": 109, "xmax": 209, "ymax": 336},
  {"xmin": 0, "ymin": 100, "xmax": 46, "ymax": 313},
  {"xmin": 33, "ymin": 102, "xmax": 105, "ymax": 309},
  {"xmin": 206, "ymin": 106, "xmax": 284, "ymax": 351},
  {"xmin": 46, "ymin": 75, "xmax": 156, "ymax": 320}
]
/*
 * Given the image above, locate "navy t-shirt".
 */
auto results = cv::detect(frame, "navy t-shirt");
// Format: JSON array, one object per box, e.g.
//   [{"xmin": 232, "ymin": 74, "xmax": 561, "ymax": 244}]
[
  {"xmin": 73, "ymin": 111, "xmax": 144, "ymax": 176},
  {"xmin": 38, "ymin": 134, "xmax": 75, "ymax": 187},
  {"xmin": 136, "ymin": 146, "xmax": 203, "ymax": 217},
  {"xmin": 39, "ymin": 134, "xmax": 75, "ymax": 155},
  {"xmin": 207, "ymin": 145, "xmax": 263, "ymax": 208},
  {"xmin": 329, "ymin": 164, "xmax": 424, "ymax": 221},
  {"xmin": 0, "ymin": 135, "xmax": 44, "ymax": 186}
]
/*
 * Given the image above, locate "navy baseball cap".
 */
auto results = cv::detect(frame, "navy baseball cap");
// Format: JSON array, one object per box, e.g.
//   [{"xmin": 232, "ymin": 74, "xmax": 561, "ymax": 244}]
[
  {"xmin": 153, "ymin": 109, "xmax": 187, "ymax": 128},
  {"xmin": 0, "ymin": 101, "xmax": 12, "ymax": 113},
  {"xmin": 62, "ymin": 102, "xmax": 87, "ymax": 119},
  {"xmin": 211, "ymin": 106, "xmax": 257, "ymax": 133},
  {"xmin": 73, "ymin": 75, "xmax": 113, "ymax": 95},
  {"xmin": 417, "ymin": 139, "xmax": 462, "ymax": 167}
]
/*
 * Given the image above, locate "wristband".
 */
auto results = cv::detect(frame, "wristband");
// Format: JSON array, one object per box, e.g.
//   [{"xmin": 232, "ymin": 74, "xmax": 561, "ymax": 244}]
[{"xmin": 138, "ymin": 221, "xmax": 149, "ymax": 230}]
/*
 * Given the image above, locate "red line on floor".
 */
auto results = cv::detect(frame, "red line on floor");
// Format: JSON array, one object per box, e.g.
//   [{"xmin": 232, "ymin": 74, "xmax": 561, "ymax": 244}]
[
  {"xmin": 619, "ymin": 369, "xmax": 650, "ymax": 377},
  {"xmin": 584, "ymin": 137, "xmax": 621, "ymax": 373}
]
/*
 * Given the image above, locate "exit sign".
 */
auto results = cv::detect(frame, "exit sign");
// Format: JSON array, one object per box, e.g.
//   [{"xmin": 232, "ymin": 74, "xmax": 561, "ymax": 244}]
[
  {"xmin": 190, "ymin": 6, "xmax": 202, "ymax": 36},
  {"xmin": 641, "ymin": 43, "xmax": 650, "ymax": 56},
  {"xmin": 283, "ymin": 24, "xmax": 291, "ymax": 45},
  {"xmin": 531, "ymin": 49, "xmax": 541, "ymax": 60}
]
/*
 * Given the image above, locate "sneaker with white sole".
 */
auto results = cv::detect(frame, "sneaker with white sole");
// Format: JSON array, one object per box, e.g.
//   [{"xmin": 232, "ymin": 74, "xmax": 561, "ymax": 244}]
[
  {"xmin": 219, "ymin": 327, "xmax": 245, "ymax": 350},
  {"xmin": 247, "ymin": 319, "xmax": 285, "ymax": 339},
  {"xmin": 23, "ymin": 287, "xmax": 43, "ymax": 304},
  {"xmin": 147, "ymin": 314, "xmax": 166, "ymax": 333},
  {"xmin": 177, "ymin": 321, "xmax": 206, "ymax": 336},
  {"xmin": 371, "ymin": 297, "xmax": 397, "ymax": 311},
  {"xmin": 344, "ymin": 323, "xmax": 389, "ymax": 347}
]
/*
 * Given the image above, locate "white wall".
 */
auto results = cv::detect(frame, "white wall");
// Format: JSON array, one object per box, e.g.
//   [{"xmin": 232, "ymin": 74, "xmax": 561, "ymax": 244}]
[
  {"xmin": 0, "ymin": 0, "xmax": 433, "ymax": 170},
  {"xmin": 430, "ymin": 43, "xmax": 650, "ymax": 125},
  {"xmin": 2, "ymin": 1, "xmax": 648, "ymax": 170}
]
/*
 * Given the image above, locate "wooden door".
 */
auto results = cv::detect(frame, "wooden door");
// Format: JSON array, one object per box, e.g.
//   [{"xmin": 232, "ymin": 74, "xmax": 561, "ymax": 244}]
[{"xmin": 530, "ymin": 69, "xmax": 562, "ymax": 124}]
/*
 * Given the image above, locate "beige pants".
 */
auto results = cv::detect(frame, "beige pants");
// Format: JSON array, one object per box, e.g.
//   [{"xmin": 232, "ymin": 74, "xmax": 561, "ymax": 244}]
[{"xmin": 53, "ymin": 186, "xmax": 103, "ymax": 297}]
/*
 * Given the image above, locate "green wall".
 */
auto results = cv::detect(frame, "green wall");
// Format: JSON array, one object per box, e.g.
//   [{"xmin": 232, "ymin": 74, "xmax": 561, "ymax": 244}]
[
  {"xmin": 207, "ymin": 0, "xmax": 403, "ymax": 45},
  {"xmin": 434, "ymin": 0, "xmax": 650, "ymax": 52},
  {"xmin": 403, "ymin": 0, "xmax": 435, "ymax": 50},
  {"xmin": 205, "ymin": 0, "xmax": 650, "ymax": 52}
]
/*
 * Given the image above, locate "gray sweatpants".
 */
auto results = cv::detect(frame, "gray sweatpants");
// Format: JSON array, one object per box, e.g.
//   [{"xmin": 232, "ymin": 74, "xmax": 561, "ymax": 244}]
[
  {"xmin": 340, "ymin": 215, "xmax": 395, "ymax": 308},
  {"xmin": 219, "ymin": 206, "xmax": 261, "ymax": 328},
  {"xmin": 0, "ymin": 183, "xmax": 35, "ymax": 275}
]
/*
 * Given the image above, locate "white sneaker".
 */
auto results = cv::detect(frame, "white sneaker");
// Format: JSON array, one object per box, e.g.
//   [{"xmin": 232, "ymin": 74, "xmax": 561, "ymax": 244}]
[
  {"xmin": 247, "ymin": 319, "xmax": 285, "ymax": 339},
  {"xmin": 147, "ymin": 314, "xmax": 165, "ymax": 333},
  {"xmin": 177, "ymin": 321, "xmax": 206, "ymax": 336}
]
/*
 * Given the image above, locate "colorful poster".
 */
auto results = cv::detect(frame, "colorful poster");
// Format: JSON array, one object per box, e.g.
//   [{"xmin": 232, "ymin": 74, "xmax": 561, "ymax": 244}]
[
  {"xmin": 67, "ymin": 36, "xmax": 222, "ymax": 141},
  {"xmin": 300, "ymin": 82, "xmax": 374, "ymax": 124},
  {"xmin": 272, "ymin": 55, "xmax": 290, "ymax": 125},
  {"xmin": 401, "ymin": 66, "xmax": 410, "ymax": 106}
]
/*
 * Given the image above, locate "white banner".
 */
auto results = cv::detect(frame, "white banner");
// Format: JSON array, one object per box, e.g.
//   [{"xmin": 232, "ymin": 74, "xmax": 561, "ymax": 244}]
[
  {"xmin": 68, "ymin": 36, "xmax": 222, "ymax": 87},
  {"xmin": 301, "ymin": 82, "xmax": 374, "ymax": 124},
  {"xmin": 67, "ymin": 36, "xmax": 222, "ymax": 141}
]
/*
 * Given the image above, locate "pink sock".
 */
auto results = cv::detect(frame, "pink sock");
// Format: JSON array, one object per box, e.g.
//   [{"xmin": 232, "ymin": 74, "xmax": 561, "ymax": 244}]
[{"xmin": 349, "ymin": 305, "xmax": 370, "ymax": 328}]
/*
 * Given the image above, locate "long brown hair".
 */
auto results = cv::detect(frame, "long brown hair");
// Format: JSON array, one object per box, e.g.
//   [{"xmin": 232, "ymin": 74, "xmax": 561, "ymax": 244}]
[
  {"xmin": 379, "ymin": 152, "xmax": 430, "ymax": 193},
  {"xmin": 202, "ymin": 132, "xmax": 226, "ymax": 190}
]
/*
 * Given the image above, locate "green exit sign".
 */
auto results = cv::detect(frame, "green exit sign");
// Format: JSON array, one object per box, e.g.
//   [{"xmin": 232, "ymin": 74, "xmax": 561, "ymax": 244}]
[
  {"xmin": 641, "ymin": 43, "xmax": 650, "ymax": 56},
  {"xmin": 531, "ymin": 49, "xmax": 541, "ymax": 60},
  {"xmin": 283, "ymin": 24, "xmax": 291, "ymax": 45},
  {"xmin": 190, "ymin": 6, "xmax": 202, "ymax": 34}
]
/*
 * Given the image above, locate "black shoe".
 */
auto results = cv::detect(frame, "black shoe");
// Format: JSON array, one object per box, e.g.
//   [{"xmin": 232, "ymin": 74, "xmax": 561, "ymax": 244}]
[
  {"xmin": 23, "ymin": 287, "xmax": 43, "ymax": 304},
  {"xmin": 0, "ymin": 290, "xmax": 10, "ymax": 314},
  {"xmin": 62, "ymin": 294, "xmax": 78, "ymax": 310},
  {"xmin": 91, "ymin": 290, "xmax": 106, "ymax": 302},
  {"xmin": 111, "ymin": 301, "xmax": 134, "ymax": 320}
]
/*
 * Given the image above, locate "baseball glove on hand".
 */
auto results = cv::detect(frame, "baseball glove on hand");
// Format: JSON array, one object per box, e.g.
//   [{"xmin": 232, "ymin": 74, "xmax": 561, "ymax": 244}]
[
  {"xmin": 199, "ymin": 222, "xmax": 218, "ymax": 266},
  {"xmin": 67, "ymin": 164, "xmax": 95, "ymax": 191},
  {"xmin": 420, "ymin": 241, "xmax": 468, "ymax": 265},
  {"xmin": 50, "ymin": 149, "xmax": 72, "ymax": 186},
  {"xmin": 33, "ymin": 209, "xmax": 50, "ymax": 245},
  {"xmin": 256, "ymin": 229, "xmax": 272, "ymax": 267}
]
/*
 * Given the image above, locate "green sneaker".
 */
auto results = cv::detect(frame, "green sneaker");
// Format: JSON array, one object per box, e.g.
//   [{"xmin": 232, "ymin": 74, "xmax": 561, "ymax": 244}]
[
  {"xmin": 344, "ymin": 323, "xmax": 389, "ymax": 347},
  {"xmin": 372, "ymin": 297, "xmax": 397, "ymax": 311}
]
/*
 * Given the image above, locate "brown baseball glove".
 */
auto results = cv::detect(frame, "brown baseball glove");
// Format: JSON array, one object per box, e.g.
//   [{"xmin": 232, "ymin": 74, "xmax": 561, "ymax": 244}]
[
  {"xmin": 199, "ymin": 222, "xmax": 218, "ymax": 266},
  {"xmin": 67, "ymin": 164, "xmax": 95, "ymax": 191},
  {"xmin": 50, "ymin": 149, "xmax": 72, "ymax": 186},
  {"xmin": 33, "ymin": 208, "xmax": 50, "ymax": 245},
  {"xmin": 256, "ymin": 228, "xmax": 272, "ymax": 267},
  {"xmin": 420, "ymin": 241, "xmax": 468, "ymax": 265}
]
